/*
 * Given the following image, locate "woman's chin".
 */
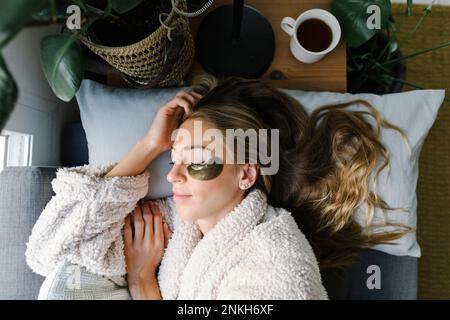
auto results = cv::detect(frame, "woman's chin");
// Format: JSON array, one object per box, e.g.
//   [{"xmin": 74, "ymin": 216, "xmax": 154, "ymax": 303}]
[{"xmin": 175, "ymin": 206, "xmax": 196, "ymax": 221}]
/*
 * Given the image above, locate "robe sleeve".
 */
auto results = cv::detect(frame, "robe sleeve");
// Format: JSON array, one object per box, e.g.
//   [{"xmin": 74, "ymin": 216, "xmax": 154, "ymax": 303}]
[{"xmin": 25, "ymin": 163, "xmax": 174, "ymax": 280}]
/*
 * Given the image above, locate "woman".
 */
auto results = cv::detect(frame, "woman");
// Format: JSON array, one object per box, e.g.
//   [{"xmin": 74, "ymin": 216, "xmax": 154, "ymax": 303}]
[{"xmin": 26, "ymin": 75, "xmax": 409, "ymax": 300}]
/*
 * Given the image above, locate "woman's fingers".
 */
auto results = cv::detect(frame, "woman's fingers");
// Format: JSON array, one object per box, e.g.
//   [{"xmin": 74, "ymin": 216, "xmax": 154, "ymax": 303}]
[
  {"xmin": 124, "ymin": 215, "xmax": 133, "ymax": 251},
  {"xmin": 176, "ymin": 91, "xmax": 195, "ymax": 105},
  {"xmin": 173, "ymin": 96, "xmax": 191, "ymax": 114},
  {"xmin": 142, "ymin": 203, "xmax": 153, "ymax": 241},
  {"xmin": 134, "ymin": 201, "xmax": 169, "ymax": 249},
  {"xmin": 163, "ymin": 222, "xmax": 172, "ymax": 248},
  {"xmin": 171, "ymin": 91, "xmax": 202, "ymax": 114},
  {"xmin": 151, "ymin": 204, "xmax": 164, "ymax": 245},
  {"xmin": 132, "ymin": 204, "xmax": 145, "ymax": 241},
  {"xmin": 189, "ymin": 91, "xmax": 203, "ymax": 100}
]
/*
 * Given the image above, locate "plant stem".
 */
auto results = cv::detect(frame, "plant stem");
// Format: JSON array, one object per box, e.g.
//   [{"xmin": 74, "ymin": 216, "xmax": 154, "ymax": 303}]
[
  {"xmin": 376, "ymin": 22, "xmax": 396, "ymax": 62},
  {"xmin": 373, "ymin": 75, "xmax": 390, "ymax": 91},
  {"xmin": 381, "ymin": 74, "xmax": 450, "ymax": 103},
  {"xmin": 50, "ymin": 0, "xmax": 57, "ymax": 23},
  {"xmin": 72, "ymin": 0, "xmax": 87, "ymax": 11},
  {"xmin": 104, "ymin": 0, "xmax": 112, "ymax": 18},
  {"xmin": 381, "ymin": 74, "xmax": 424, "ymax": 89},
  {"xmin": 406, "ymin": 0, "xmax": 413, "ymax": 17},
  {"xmin": 373, "ymin": 61, "xmax": 391, "ymax": 73},
  {"xmin": 73, "ymin": 0, "xmax": 120, "ymax": 35},
  {"xmin": 0, "ymin": 29, "xmax": 21, "ymax": 50},
  {"xmin": 78, "ymin": 15, "xmax": 97, "ymax": 34},
  {"xmin": 381, "ymin": 40, "xmax": 450, "ymax": 67},
  {"xmin": 385, "ymin": 74, "xmax": 450, "ymax": 103},
  {"xmin": 402, "ymin": 3, "xmax": 434, "ymax": 49},
  {"xmin": 85, "ymin": 3, "xmax": 120, "ymax": 20},
  {"xmin": 72, "ymin": 0, "xmax": 120, "ymax": 21}
]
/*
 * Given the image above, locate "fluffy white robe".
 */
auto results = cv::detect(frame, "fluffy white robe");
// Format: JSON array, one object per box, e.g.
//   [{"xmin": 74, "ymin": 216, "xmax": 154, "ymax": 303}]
[{"xmin": 25, "ymin": 163, "xmax": 328, "ymax": 300}]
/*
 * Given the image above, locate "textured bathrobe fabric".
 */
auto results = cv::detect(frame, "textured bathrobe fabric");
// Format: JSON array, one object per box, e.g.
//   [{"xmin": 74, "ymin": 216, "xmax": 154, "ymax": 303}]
[{"xmin": 25, "ymin": 164, "xmax": 328, "ymax": 300}]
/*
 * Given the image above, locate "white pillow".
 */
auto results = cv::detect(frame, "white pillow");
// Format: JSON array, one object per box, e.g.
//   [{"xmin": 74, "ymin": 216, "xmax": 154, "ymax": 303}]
[
  {"xmin": 76, "ymin": 79, "xmax": 445, "ymax": 258},
  {"xmin": 282, "ymin": 89, "xmax": 445, "ymax": 258},
  {"xmin": 76, "ymin": 81, "xmax": 181, "ymax": 200}
]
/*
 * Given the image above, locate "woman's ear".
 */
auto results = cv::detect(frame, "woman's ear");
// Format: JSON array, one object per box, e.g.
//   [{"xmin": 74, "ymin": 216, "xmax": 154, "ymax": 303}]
[{"xmin": 238, "ymin": 164, "xmax": 259, "ymax": 189}]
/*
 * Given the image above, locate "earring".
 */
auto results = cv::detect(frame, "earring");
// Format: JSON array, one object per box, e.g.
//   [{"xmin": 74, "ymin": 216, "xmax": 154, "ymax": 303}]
[{"xmin": 240, "ymin": 183, "xmax": 250, "ymax": 190}]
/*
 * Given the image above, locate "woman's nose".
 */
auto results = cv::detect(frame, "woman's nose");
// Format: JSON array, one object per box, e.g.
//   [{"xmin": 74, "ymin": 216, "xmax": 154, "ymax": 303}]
[{"xmin": 167, "ymin": 163, "xmax": 187, "ymax": 184}]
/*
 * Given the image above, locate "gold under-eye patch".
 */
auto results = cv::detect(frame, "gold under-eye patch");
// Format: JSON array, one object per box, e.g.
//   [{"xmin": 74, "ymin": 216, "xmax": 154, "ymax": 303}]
[
  {"xmin": 187, "ymin": 161, "xmax": 224, "ymax": 181},
  {"xmin": 170, "ymin": 157, "xmax": 224, "ymax": 181}
]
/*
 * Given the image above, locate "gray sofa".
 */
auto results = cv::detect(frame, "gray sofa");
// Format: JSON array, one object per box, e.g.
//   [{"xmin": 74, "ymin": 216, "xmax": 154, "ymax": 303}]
[{"xmin": 0, "ymin": 122, "xmax": 418, "ymax": 299}]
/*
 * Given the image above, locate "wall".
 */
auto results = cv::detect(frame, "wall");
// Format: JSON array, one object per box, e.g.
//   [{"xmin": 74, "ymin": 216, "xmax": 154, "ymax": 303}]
[{"xmin": 2, "ymin": 25, "xmax": 80, "ymax": 166}]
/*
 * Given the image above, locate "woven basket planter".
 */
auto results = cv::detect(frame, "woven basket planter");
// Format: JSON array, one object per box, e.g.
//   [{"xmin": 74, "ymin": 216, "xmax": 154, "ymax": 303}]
[{"xmin": 79, "ymin": 0, "xmax": 194, "ymax": 87}]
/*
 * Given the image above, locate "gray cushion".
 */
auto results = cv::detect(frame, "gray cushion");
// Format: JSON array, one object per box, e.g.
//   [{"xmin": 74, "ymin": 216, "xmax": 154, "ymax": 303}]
[
  {"xmin": 0, "ymin": 166, "xmax": 59, "ymax": 299},
  {"xmin": 0, "ymin": 166, "xmax": 418, "ymax": 300},
  {"xmin": 321, "ymin": 249, "xmax": 418, "ymax": 299}
]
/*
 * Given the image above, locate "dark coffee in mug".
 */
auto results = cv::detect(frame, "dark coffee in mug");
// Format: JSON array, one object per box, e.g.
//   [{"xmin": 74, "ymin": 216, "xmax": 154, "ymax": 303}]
[{"xmin": 296, "ymin": 18, "xmax": 333, "ymax": 52}]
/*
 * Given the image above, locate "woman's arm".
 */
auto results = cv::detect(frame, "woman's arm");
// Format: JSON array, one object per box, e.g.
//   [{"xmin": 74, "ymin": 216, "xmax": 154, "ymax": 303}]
[
  {"xmin": 128, "ymin": 277, "xmax": 162, "ymax": 300},
  {"xmin": 109, "ymin": 90, "xmax": 201, "ymax": 299},
  {"xmin": 104, "ymin": 90, "xmax": 202, "ymax": 178},
  {"xmin": 104, "ymin": 138, "xmax": 162, "ymax": 178},
  {"xmin": 26, "ymin": 90, "xmax": 200, "ymax": 281},
  {"xmin": 25, "ymin": 163, "xmax": 150, "ymax": 278}
]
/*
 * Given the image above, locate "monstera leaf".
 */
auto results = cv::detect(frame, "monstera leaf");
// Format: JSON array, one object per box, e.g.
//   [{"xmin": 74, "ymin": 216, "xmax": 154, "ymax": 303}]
[
  {"xmin": 111, "ymin": 0, "xmax": 145, "ymax": 14},
  {"xmin": 32, "ymin": 0, "xmax": 75, "ymax": 22},
  {"xmin": 0, "ymin": 0, "xmax": 47, "ymax": 31},
  {"xmin": 40, "ymin": 34, "xmax": 84, "ymax": 102},
  {"xmin": 331, "ymin": 0, "xmax": 391, "ymax": 48},
  {"xmin": 0, "ymin": 55, "xmax": 18, "ymax": 131}
]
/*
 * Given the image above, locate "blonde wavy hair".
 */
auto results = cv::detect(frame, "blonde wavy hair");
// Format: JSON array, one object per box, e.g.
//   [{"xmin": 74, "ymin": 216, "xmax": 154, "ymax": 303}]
[{"xmin": 185, "ymin": 74, "xmax": 412, "ymax": 269}]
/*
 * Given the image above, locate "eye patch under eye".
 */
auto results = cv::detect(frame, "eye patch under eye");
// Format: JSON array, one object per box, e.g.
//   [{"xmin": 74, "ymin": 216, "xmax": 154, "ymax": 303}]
[{"xmin": 187, "ymin": 157, "xmax": 224, "ymax": 181}]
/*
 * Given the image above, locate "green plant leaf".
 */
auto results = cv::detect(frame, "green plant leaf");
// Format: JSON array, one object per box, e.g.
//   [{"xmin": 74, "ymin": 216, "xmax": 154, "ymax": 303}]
[
  {"xmin": 32, "ymin": 0, "xmax": 74, "ymax": 22},
  {"xmin": 40, "ymin": 34, "xmax": 84, "ymax": 102},
  {"xmin": 331, "ymin": 0, "xmax": 391, "ymax": 47},
  {"xmin": 0, "ymin": 55, "xmax": 18, "ymax": 131},
  {"xmin": 110, "ymin": 0, "xmax": 145, "ymax": 14},
  {"xmin": 0, "ymin": 0, "xmax": 47, "ymax": 31}
]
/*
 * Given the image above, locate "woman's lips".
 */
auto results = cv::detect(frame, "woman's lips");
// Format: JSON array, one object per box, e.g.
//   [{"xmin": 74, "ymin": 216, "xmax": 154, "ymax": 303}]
[{"xmin": 173, "ymin": 193, "xmax": 192, "ymax": 201}]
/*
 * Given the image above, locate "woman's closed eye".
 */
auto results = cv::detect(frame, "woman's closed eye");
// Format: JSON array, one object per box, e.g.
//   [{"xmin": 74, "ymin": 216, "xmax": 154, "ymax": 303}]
[
  {"xmin": 169, "ymin": 161, "xmax": 208, "ymax": 166},
  {"xmin": 187, "ymin": 162, "xmax": 208, "ymax": 170},
  {"xmin": 169, "ymin": 158, "xmax": 224, "ymax": 181},
  {"xmin": 187, "ymin": 158, "xmax": 223, "ymax": 180},
  {"xmin": 169, "ymin": 160, "xmax": 208, "ymax": 167}
]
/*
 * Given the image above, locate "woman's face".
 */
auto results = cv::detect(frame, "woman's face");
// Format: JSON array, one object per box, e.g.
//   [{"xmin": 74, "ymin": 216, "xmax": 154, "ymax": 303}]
[{"xmin": 166, "ymin": 118, "xmax": 257, "ymax": 221}]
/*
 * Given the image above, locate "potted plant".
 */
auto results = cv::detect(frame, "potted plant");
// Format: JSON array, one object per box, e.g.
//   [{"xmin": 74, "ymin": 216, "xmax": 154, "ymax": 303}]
[
  {"xmin": 0, "ymin": 0, "xmax": 198, "ymax": 131},
  {"xmin": 331, "ymin": 0, "xmax": 450, "ymax": 94}
]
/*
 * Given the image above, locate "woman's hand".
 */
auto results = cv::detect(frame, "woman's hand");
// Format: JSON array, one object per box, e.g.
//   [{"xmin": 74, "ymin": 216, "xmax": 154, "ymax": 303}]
[
  {"xmin": 124, "ymin": 201, "xmax": 172, "ymax": 299},
  {"xmin": 143, "ymin": 90, "xmax": 202, "ymax": 153},
  {"xmin": 105, "ymin": 91, "xmax": 201, "ymax": 178}
]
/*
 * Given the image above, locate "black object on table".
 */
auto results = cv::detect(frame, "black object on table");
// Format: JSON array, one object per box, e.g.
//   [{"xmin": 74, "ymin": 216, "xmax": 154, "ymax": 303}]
[{"xmin": 195, "ymin": 0, "xmax": 275, "ymax": 78}]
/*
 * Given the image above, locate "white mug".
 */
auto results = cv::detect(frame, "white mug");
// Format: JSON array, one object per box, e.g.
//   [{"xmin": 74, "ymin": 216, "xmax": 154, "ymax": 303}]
[{"xmin": 281, "ymin": 9, "xmax": 341, "ymax": 64}]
